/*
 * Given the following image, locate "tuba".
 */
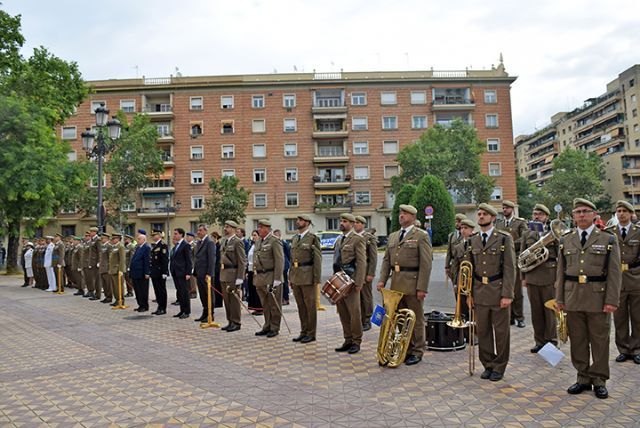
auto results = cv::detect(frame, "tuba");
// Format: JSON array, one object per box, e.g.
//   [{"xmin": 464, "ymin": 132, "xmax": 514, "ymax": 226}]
[
  {"xmin": 376, "ymin": 288, "xmax": 416, "ymax": 368},
  {"xmin": 545, "ymin": 299, "xmax": 568, "ymax": 343},
  {"xmin": 518, "ymin": 219, "xmax": 570, "ymax": 272}
]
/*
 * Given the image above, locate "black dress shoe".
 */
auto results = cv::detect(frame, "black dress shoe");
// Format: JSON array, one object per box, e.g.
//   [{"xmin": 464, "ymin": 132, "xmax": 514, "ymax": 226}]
[
  {"xmin": 266, "ymin": 330, "xmax": 279, "ymax": 338},
  {"xmin": 124, "ymin": 292, "xmax": 133, "ymax": 297},
  {"xmin": 171, "ymin": 301, "xmax": 180, "ymax": 306},
  {"xmin": 221, "ymin": 324, "xmax": 231, "ymax": 330},
  {"xmin": 335, "ymin": 343, "xmax": 352, "ymax": 352},
  {"xmin": 301, "ymin": 336, "xmax": 316, "ymax": 343},
  {"xmin": 510, "ymin": 319, "xmax": 516, "ymax": 326},
  {"xmin": 173, "ymin": 312, "xmax": 184, "ymax": 318},
  {"xmin": 530, "ymin": 344, "xmax": 543, "ymax": 353},
  {"xmin": 101, "ymin": 298, "xmax": 111, "ymax": 303},
  {"xmin": 110, "ymin": 302, "xmax": 118, "ymax": 307},
  {"xmin": 89, "ymin": 296, "xmax": 99, "ymax": 301},
  {"xmin": 178, "ymin": 313, "xmax": 190, "ymax": 319},
  {"xmin": 83, "ymin": 292, "xmax": 91, "ymax": 298},
  {"xmin": 251, "ymin": 311, "xmax": 263, "ymax": 316},
  {"xmin": 594, "ymin": 385, "xmax": 608, "ymax": 399},
  {"xmin": 190, "ymin": 292, "xmax": 197, "ymax": 299},
  {"xmin": 516, "ymin": 320, "xmax": 525, "ymax": 328},
  {"xmin": 480, "ymin": 369, "xmax": 492, "ymax": 379},
  {"xmin": 489, "ymin": 371, "xmax": 504, "ymax": 382},
  {"xmin": 195, "ymin": 315, "xmax": 207, "ymax": 323},
  {"xmin": 362, "ymin": 322, "xmax": 372, "ymax": 331},
  {"xmin": 292, "ymin": 334, "xmax": 306, "ymax": 342},
  {"xmin": 348, "ymin": 344, "xmax": 360, "ymax": 354},
  {"xmin": 137, "ymin": 308, "xmax": 148, "ymax": 313},
  {"xmin": 615, "ymin": 353, "xmax": 628, "ymax": 362},
  {"xmin": 634, "ymin": 355, "xmax": 640, "ymax": 364},
  {"xmin": 73, "ymin": 290, "xmax": 84, "ymax": 295},
  {"xmin": 405, "ymin": 355, "xmax": 422, "ymax": 365},
  {"xmin": 255, "ymin": 329, "xmax": 269, "ymax": 336},
  {"xmin": 153, "ymin": 310, "xmax": 166, "ymax": 315},
  {"xmin": 567, "ymin": 383, "xmax": 592, "ymax": 395},
  {"xmin": 226, "ymin": 324, "xmax": 241, "ymax": 332}
]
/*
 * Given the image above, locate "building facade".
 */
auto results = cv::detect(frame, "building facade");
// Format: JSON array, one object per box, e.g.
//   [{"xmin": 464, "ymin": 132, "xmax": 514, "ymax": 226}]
[{"xmin": 52, "ymin": 65, "xmax": 517, "ymax": 238}]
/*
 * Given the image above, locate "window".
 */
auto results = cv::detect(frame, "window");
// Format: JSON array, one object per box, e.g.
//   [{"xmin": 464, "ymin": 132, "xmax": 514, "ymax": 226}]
[
  {"xmin": 252, "ymin": 95, "xmax": 264, "ymax": 108},
  {"xmin": 326, "ymin": 217, "xmax": 340, "ymax": 230},
  {"xmin": 631, "ymin": 94, "xmax": 637, "ymax": 103},
  {"xmin": 252, "ymin": 144, "xmax": 266, "ymax": 158},
  {"xmin": 285, "ymin": 218, "xmax": 297, "ymax": 233},
  {"xmin": 190, "ymin": 96, "xmax": 203, "ymax": 110},
  {"xmin": 121, "ymin": 202, "xmax": 136, "ymax": 212},
  {"xmin": 487, "ymin": 138, "xmax": 500, "ymax": 152},
  {"xmin": 60, "ymin": 204, "xmax": 77, "ymax": 214},
  {"xmin": 221, "ymin": 95, "xmax": 234, "ymax": 109},
  {"xmin": 352, "ymin": 117, "xmax": 368, "ymax": 131},
  {"xmin": 190, "ymin": 121, "xmax": 203, "ymax": 136},
  {"xmin": 384, "ymin": 165, "xmax": 399, "ymax": 179},
  {"xmin": 67, "ymin": 151, "xmax": 77, "ymax": 161},
  {"xmin": 630, "ymin": 78, "xmax": 635, "ymax": 87},
  {"xmin": 490, "ymin": 187, "xmax": 502, "ymax": 201},
  {"xmin": 485, "ymin": 114, "xmax": 499, "ymax": 128},
  {"xmin": 191, "ymin": 196, "xmax": 204, "ymax": 209},
  {"xmin": 484, "ymin": 90, "xmax": 497, "ymax": 104},
  {"xmin": 189, "ymin": 222, "xmax": 199, "ymax": 234},
  {"xmin": 221, "ymin": 120, "xmax": 234, "ymax": 134},
  {"xmin": 284, "ymin": 143, "xmax": 298, "ymax": 157},
  {"xmin": 353, "ymin": 141, "xmax": 369, "ymax": 155},
  {"xmin": 285, "ymin": 168, "xmax": 298, "ymax": 182},
  {"xmin": 91, "ymin": 100, "xmax": 106, "ymax": 113},
  {"xmin": 120, "ymin": 99, "xmax": 135, "ymax": 113},
  {"xmin": 285, "ymin": 193, "xmax": 299, "ymax": 207},
  {"xmin": 410, "ymin": 91, "xmax": 427, "ymax": 104},
  {"xmin": 351, "ymin": 92, "xmax": 367, "ymax": 106},
  {"xmin": 156, "ymin": 123, "xmax": 171, "ymax": 136},
  {"xmin": 150, "ymin": 223, "xmax": 164, "ymax": 233},
  {"xmin": 252, "ymin": 119, "xmax": 266, "ymax": 133},
  {"xmin": 253, "ymin": 168, "xmax": 266, "ymax": 183},
  {"xmin": 354, "ymin": 166, "xmax": 370, "ymax": 180},
  {"xmin": 221, "ymin": 144, "xmax": 235, "ymax": 159},
  {"xmin": 633, "ymin": 108, "xmax": 638, "ymax": 118},
  {"xmin": 381, "ymin": 92, "xmax": 397, "ymax": 105},
  {"xmin": 191, "ymin": 170, "xmax": 204, "ymax": 184},
  {"xmin": 222, "ymin": 169, "xmax": 236, "ymax": 177},
  {"xmin": 488, "ymin": 162, "xmax": 502, "ymax": 176},
  {"xmin": 382, "ymin": 116, "xmax": 398, "ymax": 130},
  {"xmin": 383, "ymin": 140, "xmax": 399, "ymax": 154},
  {"xmin": 283, "ymin": 118, "xmax": 297, "ymax": 132},
  {"xmin": 90, "ymin": 175, "xmax": 106, "ymax": 188},
  {"xmin": 412, "ymin": 116, "xmax": 427, "ymax": 129},
  {"xmin": 190, "ymin": 146, "xmax": 204, "ymax": 159},
  {"xmin": 61, "ymin": 126, "xmax": 77, "ymax": 140},
  {"xmin": 283, "ymin": 94, "xmax": 296, "ymax": 108},
  {"xmin": 254, "ymin": 193, "xmax": 267, "ymax": 208},
  {"xmin": 355, "ymin": 191, "xmax": 371, "ymax": 205}
]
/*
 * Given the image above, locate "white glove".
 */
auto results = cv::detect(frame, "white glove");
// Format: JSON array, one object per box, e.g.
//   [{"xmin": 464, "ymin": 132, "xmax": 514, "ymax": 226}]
[
  {"xmin": 273, "ymin": 280, "xmax": 282, "ymax": 286},
  {"xmin": 235, "ymin": 279, "xmax": 243, "ymax": 286},
  {"xmin": 97, "ymin": 263, "xmax": 100, "ymax": 268},
  {"xmin": 77, "ymin": 268, "xmax": 81, "ymax": 272},
  {"xmin": 162, "ymin": 274, "xmax": 167, "ymax": 279}
]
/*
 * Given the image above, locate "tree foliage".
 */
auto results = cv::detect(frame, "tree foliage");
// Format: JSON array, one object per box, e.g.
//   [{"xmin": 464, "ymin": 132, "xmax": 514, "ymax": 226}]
[
  {"xmin": 0, "ymin": 8, "xmax": 24, "ymax": 76},
  {"xmin": 391, "ymin": 183, "xmax": 417, "ymax": 232},
  {"xmin": 199, "ymin": 176, "xmax": 250, "ymax": 227},
  {"xmin": 516, "ymin": 175, "xmax": 543, "ymax": 219},
  {"xmin": 410, "ymin": 175, "xmax": 455, "ymax": 246}
]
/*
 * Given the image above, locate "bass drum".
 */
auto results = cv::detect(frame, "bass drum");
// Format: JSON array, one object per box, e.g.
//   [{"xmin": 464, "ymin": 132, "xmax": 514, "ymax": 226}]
[{"xmin": 425, "ymin": 311, "xmax": 465, "ymax": 351}]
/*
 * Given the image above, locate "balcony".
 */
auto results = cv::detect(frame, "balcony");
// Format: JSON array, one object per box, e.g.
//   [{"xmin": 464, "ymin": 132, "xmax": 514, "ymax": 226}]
[
  {"xmin": 313, "ymin": 202, "xmax": 353, "ymax": 213},
  {"xmin": 314, "ymin": 146, "xmax": 349, "ymax": 164},
  {"xmin": 312, "ymin": 90, "xmax": 346, "ymax": 114},
  {"xmin": 622, "ymin": 163, "xmax": 640, "ymax": 176},
  {"xmin": 432, "ymin": 88, "xmax": 474, "ymax": 110},
  {"xmin": 157, "ymin": 131, "xmax": 175, "ymax": 143},
  {"xmin": 136, "ymin": 206, "xmax": 176, "ymax": 218},
  {"xmin": 312, "ymin": 127, "xmax": 348, "ymax": 139},
  {"xmin": 161, "ymin": 154, "xmax": 174, "ymax": 166},
  {"xmin": 141, "ymin": 179, "xmax": 175, "ymax": 193},
  {"xmin": 142, "ymin": 104, "xmax": 174, "ymax": 120},
  {"xmin": 313, "ymin": 176, "xmax": 351, "ymax": 190}
]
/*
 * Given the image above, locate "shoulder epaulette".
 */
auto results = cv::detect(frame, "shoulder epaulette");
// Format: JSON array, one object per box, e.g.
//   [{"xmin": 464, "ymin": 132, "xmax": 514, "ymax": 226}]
[
  {"xmin": 604, "ymin": 225, "xmax": 615, "ymax": 231},
  {"xmin": 495, "ymin": 229, "xmax": 511, "ymax": 236},
  {"xmin": 561, "ymin": 229, "xmax": 573, "ymax": 236},
  {"xmin": 516, "ymin": 217, "xmax": 526, "ymax": 222},
  {"xmin": 601, "ymin": 228, "xmax": 614, "ymax": 235}
]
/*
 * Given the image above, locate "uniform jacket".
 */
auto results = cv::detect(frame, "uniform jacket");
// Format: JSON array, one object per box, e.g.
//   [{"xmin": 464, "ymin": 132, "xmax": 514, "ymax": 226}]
[
  {"xmin": 44, "ymin": 243, "xmax": 54, "ymax": 268},
  {"xmin": 124, "ymin": 243, "xmax": 135, "ymax": 272},
  {"xmin": 445, "ymin": 230, "xmax": 463, "ymax": 271},
  {"xmin": 334, "ymin": 230, "xmax": 367, "ymax": 287},
  {"xmin": 194, "ymin": 236, "xmax": 216, "ymax": 278},
  {"xmin": 219, "ymin": 235, "xmax": 247, "ymax": 283},
  {"xmin": 64, "ymin": 244, "xmax": 73, "ymax": 266},
  {"xmin": 555, "ymin": 228, "xmax": 622, "ymax": 312},
  {"xmin": 379, "ymin": 226, "xmax": 432, "ymax": 294},
  {"xmin": 451, "ymin": 238, "xmax": 472, "ymax": 286},
  {"xmin": 496, "ymin": 217, "xmax": 528, "ymax": 254},
  {"xmin": 362, "ymin": 231, "xmax": 378, "ymax": 278},
  {"xmin": 606, "ymin": 224, "xmax": 640, "ymax": 293},
  {"xmin": 289, "ymin": 230, "xmax": 322, "ymax": 286},
  {"xmin": 99, "ymin": 242, "xmax": 110, "ymax": 274},
  {"xmin": 80, "ymin": 241, "xmax": 89, "ymax": 268},
  {"xmin": 52, "ymin": 241, "xmax": 65, "ymax": 267},
  {"xmin": 129, "ymin": 242, "xmax": 150, "ymax": 280},
  {"xmin": 87, "ymin": 235, "xmax": 100, "ymax": 268},
  {"xmin": 170, "ymin": 240, "xmax": 192, "ymax": 279},
  {"xmin": 521, "ymin": 227, "xmax": 558, "ymax": 286},
  {"xmin": 24, "ymin": 248, "xmax": 33, "ymax": 269},
  {"xmin": 71, "ymin": 245, "xmax": 82, "ymax": 271},
  {"xmin": 253, "ymin": 233, "xmax": 284, "ymax": 287},
  {"xmin": 108, "ymin": 243, "xmax": 126, "ymax": 274},
  {"xmin": 150, "ymin": 240, "xmax": 169, "ymax": 277}
]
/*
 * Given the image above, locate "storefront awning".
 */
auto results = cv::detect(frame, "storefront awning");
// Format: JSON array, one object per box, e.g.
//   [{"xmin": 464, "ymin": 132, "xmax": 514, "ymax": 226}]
[{"xmin": 544, "ymin": 154, "xmax": 554, "ymax": 164}]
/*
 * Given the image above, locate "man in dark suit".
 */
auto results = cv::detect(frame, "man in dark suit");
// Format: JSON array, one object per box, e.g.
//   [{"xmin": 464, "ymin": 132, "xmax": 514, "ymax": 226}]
[
  {"xmin": 129, "ymin": 233, "xmax": 151, "ymax": 312},
  {"xmin": 193, "ymin": 224, "xmax": 217, "ymax": 322},
  {"xmin": 170, "ymin": 228, "xmax": 193, "ymax": 319},
  {"xmin": 149, "ymin": 231, "xmax": 169, "ymax": 315}
]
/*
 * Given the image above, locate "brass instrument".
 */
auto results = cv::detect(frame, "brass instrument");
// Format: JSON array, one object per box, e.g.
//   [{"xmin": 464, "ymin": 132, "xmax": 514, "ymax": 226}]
[
  {"xmin": 376, "ymin": 288, "xmax": 416, "ymax": 368},
  {"xmin": 544, "ymin": 299, "xmax": 568, "ymax": 343},
  {"xmin": 518, "ymin": 219, "xmax": 570, "ymax": 272},
  {"xmin": 447, "ymin": 261, "xmax": 476, "ymax": 375}
]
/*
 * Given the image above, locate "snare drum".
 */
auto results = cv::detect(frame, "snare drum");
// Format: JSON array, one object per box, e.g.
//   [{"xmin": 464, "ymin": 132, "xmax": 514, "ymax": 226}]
[
  {"xmin": 321, "ymin": 271, "xmax": 355, "ymax": 304},
  {"xmin": 426, "ymin": 311, "xmax": 466, "ymax": 351}
]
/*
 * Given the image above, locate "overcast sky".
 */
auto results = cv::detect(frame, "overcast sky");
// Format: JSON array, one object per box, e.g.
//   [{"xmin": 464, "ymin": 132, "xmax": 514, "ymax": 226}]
[{"xmin": 3, "ymin": 0, "xmax": 639, "ymax": 136}]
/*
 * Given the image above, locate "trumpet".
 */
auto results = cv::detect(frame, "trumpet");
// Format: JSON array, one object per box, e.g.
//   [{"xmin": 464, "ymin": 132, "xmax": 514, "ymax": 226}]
[{"xmin": 447, "ymin": 261, "xmax": 475, "ymax": 375}]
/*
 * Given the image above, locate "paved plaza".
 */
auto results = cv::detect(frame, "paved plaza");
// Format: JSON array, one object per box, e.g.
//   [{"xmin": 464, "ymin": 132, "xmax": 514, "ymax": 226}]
[{"xmin": 1, "ymin": 253, "xmax": 640, "ymax": 427}]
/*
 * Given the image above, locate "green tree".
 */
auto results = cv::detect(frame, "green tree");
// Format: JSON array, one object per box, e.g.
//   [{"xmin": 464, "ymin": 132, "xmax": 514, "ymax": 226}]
[
  {"xmin": 516, "ymin": 175, "xmax": 543, "ymax": 219},
  {"xmin": 409, "ymin": 175, "xmax": 455, "ymax": 246},
  {"xmin": 0, "ymin": 8, "xmax": 24, "ymax": 76},
  {"xmin": 392, "ymin": 119, "xmax": 493, "ymax": 203},
  {"xmin": 199, "ymin": 176, "xmax": 250, "ymax": 227},
  {"xmin": 391, "ymin": 183, "xmax": 417, "ymax": 232}
]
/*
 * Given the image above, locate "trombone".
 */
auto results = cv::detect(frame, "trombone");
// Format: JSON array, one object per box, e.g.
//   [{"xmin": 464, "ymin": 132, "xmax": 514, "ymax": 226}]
[{"xmin": 447, "ymin": 260, "xmax": 475, "ymax": 375}]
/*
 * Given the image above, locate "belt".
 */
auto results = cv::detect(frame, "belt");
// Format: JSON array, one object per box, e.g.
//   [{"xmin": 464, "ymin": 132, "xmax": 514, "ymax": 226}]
[
  {"xmin": 398, "ymin": 267, "xmax": 419, "ymax": 272},
  {"xmin": 545, "ymin": 257, "xmax": 557, "ymax": 263},
  {"xmin": 255, "ymin": 268, "xmax": 274, "ymax": 274},
  {"xmin": 474, "ymin": 273, "xmax": 503, "ymax": 284},
  {"xmin": 222, "ymin": 264, "xmax": 237, "ymax": 269},
  {"xmin": 295, "ymin": 261, "xmax": 314, "ymax": 267},
  {"xmin": 628, "ymin": 261, "xmax": 640, "ymax": 269},
  {"xmin": 565, "ymin": 274, "xmax": 607, "ymax": 283}
]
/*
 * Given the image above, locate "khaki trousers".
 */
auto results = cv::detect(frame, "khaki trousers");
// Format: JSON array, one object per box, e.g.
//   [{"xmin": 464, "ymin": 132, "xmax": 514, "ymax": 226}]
[
  {"xmin": 99, "ymin": 272, "xmax": 112, "ymax": 300},
  {"xmin": 111, "ymin": 274, "xmax": 125, "ymax": 303},
  {"xmin": 511, "ymin": 266, "xmax": 524, "ymax": 321},
  {"xmin": 614, "ymin": 291, "xmax": 640, "ymax": 356},
  {"xmin": 475, "ymin": 304, "xmax": 511, "ymax": 374},
  {"xmin": 336, "ymin": 289, "xmax": 362, "ymax": 346},
  {"xmin": 360, "ymin": 280, "xmax": 374, "ymax": 325},
  {"xmin": 526, "ymin": 283, "xmax": 557, "ymax": 346},
  {"xmin": 222, "ymin": 282, "xmax": 242, "ymax": 325},
  {"xmin": 292, "ymin": 283, "xmax": 317, "ymax": 337},
  {"xmin": 567, "ymin": 311, "xmax": 611, "ymax": 386},
  {"xmin": 85, "ymin": 267, "xmax": 97, "ymax": 293},
  {"xmin": 399, "ymin": 294, "xmax": 426, "ymax": 358},
  {"xmin": 256, "ymin": 284, "xmax": 282, "ymax": 333}
]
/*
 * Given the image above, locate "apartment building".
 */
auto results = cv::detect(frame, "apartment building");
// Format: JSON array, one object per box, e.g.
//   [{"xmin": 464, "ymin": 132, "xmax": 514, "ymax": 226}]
[
  {"xmin": 53, "ymin": 65, "xmax": 517, "ymax": 238},
  {"xmin": 515, "ymin": 64, "xmax": 640, "ymax": 212}
]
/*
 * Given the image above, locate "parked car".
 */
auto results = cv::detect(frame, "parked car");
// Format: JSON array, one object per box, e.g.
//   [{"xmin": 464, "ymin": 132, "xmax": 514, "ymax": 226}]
[{"xmin": 315, "ymin": 231, "xmax": 341, "ymax": 251}]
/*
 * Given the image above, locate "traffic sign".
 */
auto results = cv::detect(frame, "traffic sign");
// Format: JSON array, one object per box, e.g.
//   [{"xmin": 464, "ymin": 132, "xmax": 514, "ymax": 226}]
[
  {"xmin": 424, "ymin": 205, "xmax": 434, "ymax": 216},
  {"xmin": 425, "ymin": 215, "xmax": 433, "ymax": 220}
]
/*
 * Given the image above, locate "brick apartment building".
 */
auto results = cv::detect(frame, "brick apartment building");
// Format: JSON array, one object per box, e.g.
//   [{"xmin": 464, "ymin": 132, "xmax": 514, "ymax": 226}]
[{"xmin": 50, "ymin": 64, "xmax": 517, "ymax": 238}]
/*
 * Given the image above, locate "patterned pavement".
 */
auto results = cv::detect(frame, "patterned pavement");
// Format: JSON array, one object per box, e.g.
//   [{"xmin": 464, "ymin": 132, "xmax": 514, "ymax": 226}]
[{"xmin": 1, "ymin": 273, "xmax": 639, "ymax": 428}]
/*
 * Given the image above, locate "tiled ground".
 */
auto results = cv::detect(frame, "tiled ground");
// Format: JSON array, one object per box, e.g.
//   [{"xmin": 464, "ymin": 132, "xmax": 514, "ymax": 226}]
[{"xmin": 1, "ymin": 274, "xmax": 639, "ymax": 428}]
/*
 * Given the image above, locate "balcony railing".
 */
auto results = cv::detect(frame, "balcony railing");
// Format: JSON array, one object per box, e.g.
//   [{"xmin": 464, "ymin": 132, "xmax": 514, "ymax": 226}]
[
  {"xmin": 143, "ymin": 104, "xmax": 173, "ymax": 113},
  {"xmin": 137, "ymin": 207, "xmax": 176, "ymax": 214},
  {"xmin": 433, "ymin": 96, "xmax": 473, "ymax": 105},
  {"xmin": 161, "ymin": 154, "xmax": 173, "ymax": 162}
]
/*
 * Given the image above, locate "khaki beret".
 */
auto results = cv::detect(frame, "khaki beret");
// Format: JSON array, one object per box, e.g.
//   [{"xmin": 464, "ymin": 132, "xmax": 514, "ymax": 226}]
[
  {"xmin": 151, "ymin": 230, "xmax": 162, "ymax": 237},
  {"xmin": 354, "ymin": 215, "xmax": 367, "ymax": 224},
  {"xmin": 45, "ymin": 235, "xmax": 54, "ymax": 239},
  {"xmin": 502, "ymin": 200, "xmax": 516, "ymax": 208},
  {"xmin": 84, "ymin": 231, "xmax": 91, "ymax": 236},
  {"xmin": 55, "ymin": 233, "xmax": 63, "ymax": 238},
  {"xmin": 615, "ymin": 200, "xmax": 634, "ymax": 212},
  {"xmin": 100, "ymin": 233, "xmax": 110, "ymax": 238},
  {"xmin": 460, "ymin": 219, "xmax": 477, "ymax": 229},
  {"xmin": 89, "ymin": 227, "xmax": 99, "ymax": 232},
  {"xmin": 125, "ymin": 235, "xmax": 134, "ymax": 240},
  {"xmin": 399, "ymin": 204, "xmax": 417, "ymax": 215},
  {"xmin": 477, "ymin": 203, "xmax": 498, "ymax": 216},
  {"xmin": 533, "ymin": 203, "xmax": 551, "ymax": 216},
  {"xmin": 455, "ymin": 213, "xmax": 467, "ymax": 221},
  {"xmin": 258, "ymin": 219, "xmax": 271, "ymax": 227},
  {"xmin": 340, "ymin": 213, "xmax": 356, "ymax": 222},
  {"xmin": 225, "ymin": 220, "xmax": 239, "ymax": 228},
  {"xmin": 573, "ymin": 198, "xmax": 596, "ymax": 211},
  {"xmin": 297, "ymin": 214, "xmax": 312, "ymax": 222},
  {"xmin": 111, "ymin": 233, "xmax": 122, "ymax": 238}
]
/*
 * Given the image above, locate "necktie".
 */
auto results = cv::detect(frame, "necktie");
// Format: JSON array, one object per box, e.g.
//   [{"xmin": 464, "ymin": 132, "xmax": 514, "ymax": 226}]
[
  {"xmin": 464, "ymin": 240, "xmax": 468, "ymax": 250},
  {"xmin": 580, "ymin": 231, "xmax": 588, "ymax": 247},
  {"xmin": 399, "ymin": 229, "xmax": 406, "ymax": 242},
  {"xmin": 621, "ymin": 227, "xmax": 627, "ymax": 240},
  {"xmin": 482, "ymin": 233, "xmax": 488, "ymax": 247},
  {"xmin": 506, "ymin": 220, "xmax": 510, "ymax": 228}
]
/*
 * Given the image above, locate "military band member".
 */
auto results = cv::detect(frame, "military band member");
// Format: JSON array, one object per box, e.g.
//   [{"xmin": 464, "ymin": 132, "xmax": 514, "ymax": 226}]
[
  {"xmin": 186, "ymin": 232, "xmax": 198, "ymax": 299},
  {"xmin": 64, "ymin": 235, "xmax": 74, "ymax": 289},
  {"xmin": 52, "ymin": 233, "xmax": 66, "ymax": 291},
  {"xmin": 556, "ymin": 198, "xmax": 621, "ymax": 399},
  {"xmin": 253, "ymin": 219, "xmax": 285, "ymax": 338},
  {"xmin": 86, "ymin": 227, "xmax": 101, "ymax": 299},
  {"xmin": 219, "ymin": 221, "xmax": 247, "ymax": 332},
  {"xmin": 150, "ymin": 231, "xmax": 169, "ymax": 314},
  {"xmin": 290, "ymin": 214, "xmax": 322, "ymax": 343},
  {"xmin": 123, "ymin": 235, "xmax": 135, "ymax": 297},
  {"xmin": 108, "ymin": 234, "xmax": 126, "ymax": 305},
  {"xmin": 193, "ymin": 224, "xmax": 217, "ymax": 323},
  {"xmin": 521, "ymin": 204, "xmax": 558, "ymax": 353},
  {"xmin": 334, "ymin": 213, "xmax": 367, "ymax": 354},
  {"xmin": 464, "ymin": 203, "xmax": 516, "ymax": 381},
  {"xmin": 377, "ymin": 205, "xmax": 433, "ymax": 365},
  {"xmin": 354, "ymin": 216, "xmax": 377, "ymax": 331},
  {"xmin": 445, "ymin": 213, "xmax": 467, "ymax": 281},
  {"xmin": 97, "ymin": 233, "xmax": 112, "ymax": 303},
  {"xmin": 450, "ymin": 218, "xmax": 477, "ymax": 328},
  {"xmin": 607, "ymin": 200, "xmax": 640, "ymax": 365},
  {"xmin": 81, "ymin": 232, "xmax": 93, "ymax": 297},
  {"xmin": 71, "ymin": 236, "xmax": 85, "ymax": 295}
]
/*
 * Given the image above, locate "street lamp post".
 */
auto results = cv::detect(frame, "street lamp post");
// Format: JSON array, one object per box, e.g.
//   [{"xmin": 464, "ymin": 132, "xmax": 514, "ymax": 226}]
[{"xmin": 81, "ymin": 103, "xmax": 121, "ymax": 233}]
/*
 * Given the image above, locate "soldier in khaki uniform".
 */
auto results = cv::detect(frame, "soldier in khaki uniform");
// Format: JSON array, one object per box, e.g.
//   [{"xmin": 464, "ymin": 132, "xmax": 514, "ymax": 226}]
[
  {"xmin": 377, "ymin": 205, "xmax": 433, "ymax": 365},
  {"xmin": 556, "ymin": 198, "xmax": 621, "ymax": 399},
  {"xmin": 218, "ymin": 221, "xmax": 247, "ymax": 332},
  {"xmin": 521, "ymin": 203, "xmax": 558, "ymax": 353},
  {"xmin": 108, "ymin": 234, "xmax": 127, "ymax": 305},
  {"xmin": 290, "ymin": 214, "xmax": 322, "ymax": 344},
  {"xmin": 464, "ymin": 203, "xmax": 516, "ymax": 381},
  {"xmin": 495, "ymin": 200, "xmax": 528, "ymax": 328},
  {"xmin": 607, "ymin": 200, "xmax": 640, "ymax": 365},
  {"xmin": 97, "ymin": 233, "xmax": 112, "ymax": 302},
  {"xmin": 334, "ymin": 213, "xmax": 367, "ymax": 354},
  {"xmin": 123, "ymin": 235, "xmax": 135, "ymax": 297},
  {"xmin": 450, "ymin": 218, "xmax": 477, "ymax": 330},
  {"xmin": 86, "ymin": 227, "xmax": 101, "ymax": 299},
  {"xmin": 445, "ymin": 213, "xmax": 467, "ymax": 281},
  {"xmin": 253, "ymin": 219, "xmax": 285, "ymax": 338},
  {"xmin": 52, "ymin": 233, "xmax": 66, "ymax": 291},
  {"xmin": 70, "ymin": 237, "xmax": 84, "ymax": 295},
  {"xmin": 64, "ymin": 236, "xmax": 74, "ymax": 289},
  {"xmin": 354, "ymin": 216, "xmax": 377, "ymax": 331}
]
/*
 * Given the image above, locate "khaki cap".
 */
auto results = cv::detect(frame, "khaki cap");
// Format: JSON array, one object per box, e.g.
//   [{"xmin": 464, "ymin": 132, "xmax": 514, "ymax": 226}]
[
  {"xmin": 340, "ymin": 213, "xmax": 356, "ymax": 222},
  {"xmin": 455, "ymin": 213, "xmax": 467, "ymax": 221},
  {"xmin": 100, "ymin": 233, "xmax": 110, "ymax": 238},
  {"xmin": 573, "ymin": 198, "xmax": 596, "ymax": 211},
  {"xmin": 354, "ymin": 215, "xmax": 367, "ymax": 224},
  {"xmin": 45, "ymin": 235, "xmax": 54, "ymax": 239},
  {"xmin": 55, "ymin": 233, "xmax": 63, "ymax": 238},
  {"xmin": 399, "ymin": 204, "xmax": 417, "ymax": 215},
  {"xmin": 89, "ymin": 227, "xmax": 99, "ymax": 232},
  {"xmin": 533, "ymin": 203, "xmax": 551, "ymax": 216},
  {"xmin": 460, "ymin": 219, "xmax": 477, "ymax": 229},
  {"xmin": 151, "ymin": 230, "xmax": 162, "ymax": 237},
  {"xmin": 615, "ymin": 200, "xmax": 634, "ymax": 212},
  {"xmin": 111, "ymin": 233, "xmax": 122, "ymax": 239},
  {"xmin": 225, "ymin": 220, "xmax": 239, "ymax": 228},
  {"xmin": 297, "ymin": 214, "xmax": 312, "ymax": 222},
  {"xmin": 502, "ymin": 200, "xmax": 516, "ymax": 208},
  {"xmin": 84, "ymin": 231, "xmax": 90, "ymax": 236},
  {"xmin": 125, "ymin": 234, "xmax": 134, "ymax": 240},
  {"xmin": 258, "ymin": 219, "xmax": 271, "ymax": 227},
  {"xmin": 478, "ymin": 203, "xmax": 498, "ymax": 216}
]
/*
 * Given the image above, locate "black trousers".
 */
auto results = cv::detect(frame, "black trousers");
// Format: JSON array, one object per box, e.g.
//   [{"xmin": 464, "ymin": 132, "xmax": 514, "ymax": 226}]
[
  {"xmin": 151, "ymin": 276, "xmax": 167, "ymax": 311},
  {"xmin": 133, "ymin": 277, "xmax": 149, "ymax": 310},
  {"xmin": 173, "ymin": 275, "xmax": 190, "ymax": 315},
  {"xmin": 196, "ymin": 275, "xmax": 214, "ymax": 317}
]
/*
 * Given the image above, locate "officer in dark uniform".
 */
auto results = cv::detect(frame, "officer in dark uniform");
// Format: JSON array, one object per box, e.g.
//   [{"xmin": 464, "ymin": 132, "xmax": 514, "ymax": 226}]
[{"xmin": 150, "ymin": 231, "xmax": 169, "ymax": 315}]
